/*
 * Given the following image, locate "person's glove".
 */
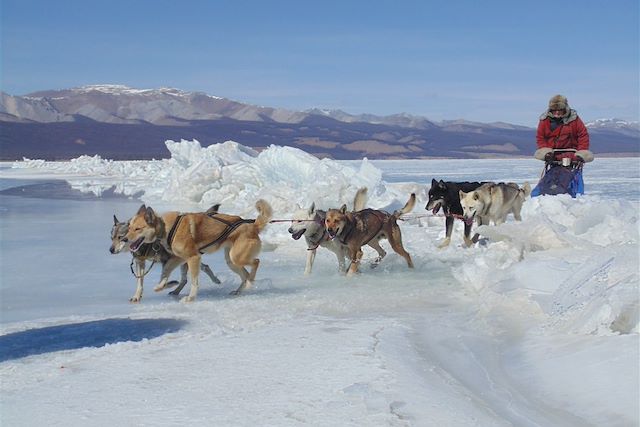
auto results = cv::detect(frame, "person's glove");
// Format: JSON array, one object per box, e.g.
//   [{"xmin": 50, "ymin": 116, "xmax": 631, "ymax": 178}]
[
  {"xmin": 573, "ymin": 155, "xmax": 585, "ymax": 166},
  {"xmin": 544, "ymin": 152, "xmax": 555, "ymax": 163}
]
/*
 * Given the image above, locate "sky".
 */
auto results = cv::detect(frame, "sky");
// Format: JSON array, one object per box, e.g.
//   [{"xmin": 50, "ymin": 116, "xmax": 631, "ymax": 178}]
[{"xmin": 1, "ymin": 0, "xmax": 638, "ymax": 126}]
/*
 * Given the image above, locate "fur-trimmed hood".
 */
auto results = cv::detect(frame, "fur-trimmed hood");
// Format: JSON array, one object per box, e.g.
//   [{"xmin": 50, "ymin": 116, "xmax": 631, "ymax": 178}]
[
  {"xmin": 539, "ymin": 108, "xmax": 579, "ymax": 124},
  {"xmin": 539, "ymin": 94, "xmax": 579, "ymax": 124}
]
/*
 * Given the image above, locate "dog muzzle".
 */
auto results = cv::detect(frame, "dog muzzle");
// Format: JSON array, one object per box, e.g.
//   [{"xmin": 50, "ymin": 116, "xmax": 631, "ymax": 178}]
[{"xmin": 289, "ymin": 228, "xmax": 305, "ymax": 240}]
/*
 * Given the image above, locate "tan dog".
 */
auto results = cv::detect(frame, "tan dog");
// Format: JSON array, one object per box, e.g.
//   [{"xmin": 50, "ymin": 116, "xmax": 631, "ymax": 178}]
[
  {"xmin": 324, "ymin": 193, "xmax": 416, "ymax": 276},
  {"xmin": 124, "ymin": 200, "xmax": 272, "ymax": 302},
  {"xmin": 110, "ymin": 209, "xmax": 221, "ymax": 303}
]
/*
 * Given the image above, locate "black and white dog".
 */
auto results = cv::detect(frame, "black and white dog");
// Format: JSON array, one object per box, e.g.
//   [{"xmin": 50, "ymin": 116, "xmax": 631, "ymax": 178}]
[{"xmin": 425, "ymin": 179, "xmax": 486, "ymax": 247}]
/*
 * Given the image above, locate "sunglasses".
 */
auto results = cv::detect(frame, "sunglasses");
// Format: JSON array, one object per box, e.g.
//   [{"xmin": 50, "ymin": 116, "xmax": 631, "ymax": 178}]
[{"xmin": 550, "ymin": 109, "xmax": 565, "ymax": 113}]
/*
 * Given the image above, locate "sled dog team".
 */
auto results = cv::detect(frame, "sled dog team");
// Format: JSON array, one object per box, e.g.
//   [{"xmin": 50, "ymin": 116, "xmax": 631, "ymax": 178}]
[{"xmin": 110, "ymin": 180, "xmax": 530, "ymax": 303}]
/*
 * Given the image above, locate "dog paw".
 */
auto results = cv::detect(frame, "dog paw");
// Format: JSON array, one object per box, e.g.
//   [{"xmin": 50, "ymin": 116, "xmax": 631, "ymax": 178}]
[
  {"xmin": 168, "ymin": 289, "xmax": 180, "ymax": 296},
  {"xmin": 229, "ymin": 289, "xmax": 242, "ymax": 296},
  {"xmin": 154, "ymin": 284, "xmax": 167, "ymax": 292},
  {"xmin": 129, "ymin": 296, "xmax": 141, "ymax": 303},
  {"xmin": 438, "ymin": 238, "xmax": 451, "ymax": 249},
  {"xmin": 180, "ymin": 295, "xmax": 195, "ymax": 303}
]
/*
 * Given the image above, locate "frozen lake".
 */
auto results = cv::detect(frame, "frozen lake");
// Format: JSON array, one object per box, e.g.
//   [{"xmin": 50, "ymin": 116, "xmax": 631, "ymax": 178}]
[{"xmin": 0, "ymin": 149, "xmax": 638, "ymax": 426}]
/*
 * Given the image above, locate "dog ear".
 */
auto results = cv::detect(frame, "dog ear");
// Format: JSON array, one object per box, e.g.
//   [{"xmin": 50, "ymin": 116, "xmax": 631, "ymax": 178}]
[
  {"xmin": 459, "ymin": 190, "xmax": 465, "ymax": 199},
  {"xmin": 431, "ymin": 178, "xmax": 437, "ymax": 187},
  {"xmin": 340, "ymin": 204, "xmax": 347, "ymax": 214},
  {"xmin": 113, "ymin": 215, "xmax": 119, "ymax": 225},
  {"xmin": 439, "ymin": 180, "xmax": 447, "ymax": 189},
  {"xmin": 473, "ymin": 193, "xmax": 479, "ymax": 200},
  {"xmin": 136, "ymin": 204, "xmax": 147, "ymax": 215},
  {"xmin": 308, "ymin": 202, "xmax": 315, "ymax": 215},
  {"xmin": 143, "ymin": 206, "xmax": 156, "ymax": 225}
]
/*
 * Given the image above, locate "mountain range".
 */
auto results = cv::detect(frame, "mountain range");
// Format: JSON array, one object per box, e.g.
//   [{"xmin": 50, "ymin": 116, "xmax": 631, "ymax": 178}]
[{"xmin": 1, "ymin": 84, "xmax": 638, "ymax": 160}]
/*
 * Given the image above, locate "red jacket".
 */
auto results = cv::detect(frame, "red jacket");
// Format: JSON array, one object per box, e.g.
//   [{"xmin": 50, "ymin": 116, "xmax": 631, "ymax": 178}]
[{"xmin": 536, "ymin": 111, "xmax": 590, "ymax": 153}]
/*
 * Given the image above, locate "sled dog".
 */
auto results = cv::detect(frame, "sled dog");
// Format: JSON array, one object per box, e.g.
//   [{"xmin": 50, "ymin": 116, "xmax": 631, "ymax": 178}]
[
  {"xmin": 425, "ymin": 179, "xmax": 486, "ymax": 247},
  {"xmin": 459, "ymin": 182, "xmax": 531, "ymax": 242},
  {"xmin": 324, "ymin": 193, "xmax": 416, "ymax": 276},
  {"xmin": 110, "ymin": 211, "xmax": 221, "ymax": 303},
  {"xmin": 123, "ymin": 200, "xmax": 272, "ymax": 302},
  {"xmin": 288, "ymin": 187, "xmax": 368, "ymax": 275}
]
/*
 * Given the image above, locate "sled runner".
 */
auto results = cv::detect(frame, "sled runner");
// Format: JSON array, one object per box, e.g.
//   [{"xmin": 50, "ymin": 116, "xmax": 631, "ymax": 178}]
[{"xmin": 531, "ymin": 149, "xmax": 584, "ymax": 198}]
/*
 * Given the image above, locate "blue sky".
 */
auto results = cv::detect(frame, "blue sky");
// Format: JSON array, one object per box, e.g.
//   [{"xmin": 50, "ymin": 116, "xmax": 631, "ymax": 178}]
[{"xmin": 1, "ymin": 0, "xmax": 638, "ymax": 125}]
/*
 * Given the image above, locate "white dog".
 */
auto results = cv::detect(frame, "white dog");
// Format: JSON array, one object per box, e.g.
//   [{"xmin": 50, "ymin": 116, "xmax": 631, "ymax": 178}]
[{"xmin": 459, "ymin": 182, "xmax": 531, "ymax": 242}]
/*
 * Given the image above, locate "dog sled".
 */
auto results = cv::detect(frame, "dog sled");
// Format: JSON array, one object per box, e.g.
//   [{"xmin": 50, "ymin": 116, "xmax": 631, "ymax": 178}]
[{"xmin": 531, "ymin": 149, "xmax": 584, "ymax": 198}]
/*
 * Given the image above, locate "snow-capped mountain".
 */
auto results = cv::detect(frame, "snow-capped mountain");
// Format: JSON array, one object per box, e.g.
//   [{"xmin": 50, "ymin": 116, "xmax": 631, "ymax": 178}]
[
  {"xmin": 305, "ymin": 108, "xmax": 439, "ymax": 129},
  {"xmin": 2, "ymin": 84, "xmax": 638, "ymax": 133},
  {"xmin": 0, "ymin": 85, "xmax": 638, "ymax": 160},
  {"xmin": 0, "ymin": 92, "xmax": 74, "ymax": 123},
  {"xmin": 585, "ymin": 118, "xmax": 640, "ymax": 138},
  {"xmin": 2, "ymin": 85, "xmax": 307, "ymax": 125},
  {"xmin": 585, "ymin": 118, "xmax": 639, "ymax": 129}
]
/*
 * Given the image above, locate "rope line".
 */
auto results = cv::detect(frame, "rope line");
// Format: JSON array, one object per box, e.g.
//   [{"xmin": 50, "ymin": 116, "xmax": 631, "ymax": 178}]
[{"xmin": 269, "ymin": 213, "xmax": 467, "ymax": 223}]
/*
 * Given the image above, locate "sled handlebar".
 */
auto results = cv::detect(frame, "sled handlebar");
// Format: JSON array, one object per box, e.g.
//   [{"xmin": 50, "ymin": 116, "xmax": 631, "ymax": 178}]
[
  {"xmin": 546, "ymin": 159, "xmax": 583, "ymax": 168},
  {"xmin": 545, "ymin": 149, "xmax": 582, "ymax": 168},
  {"xmin": 551, "ymin": 149, "xmax": 577, "ymax": 153}
]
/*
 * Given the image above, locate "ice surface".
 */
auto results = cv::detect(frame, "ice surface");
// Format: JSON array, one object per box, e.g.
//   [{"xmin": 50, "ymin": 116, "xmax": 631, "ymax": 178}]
[{"xmin": 1, "ymin": 140, "xmax": 638, "ymax": 426}]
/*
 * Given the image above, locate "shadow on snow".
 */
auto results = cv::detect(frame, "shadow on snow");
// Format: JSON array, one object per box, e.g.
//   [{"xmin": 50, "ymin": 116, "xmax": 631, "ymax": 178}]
[{"xmin": 0, "ymin": 318, "xmax": 187, "ymax": 362}]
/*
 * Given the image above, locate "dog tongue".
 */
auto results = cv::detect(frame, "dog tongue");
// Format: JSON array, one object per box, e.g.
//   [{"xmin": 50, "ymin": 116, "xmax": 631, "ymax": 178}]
[
  {"xmin": 130, "ymin": 237, "xmax": 145, "ymax": 252},
  {"xmin": 432, "ymin": 206, "xmax": 440, "ymax": 215}
]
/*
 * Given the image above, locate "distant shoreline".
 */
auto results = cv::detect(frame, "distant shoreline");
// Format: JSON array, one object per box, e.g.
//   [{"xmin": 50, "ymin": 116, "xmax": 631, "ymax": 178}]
[{"xmin": 1, "ymin": 153, "xmax": 639, "ymax": 162}]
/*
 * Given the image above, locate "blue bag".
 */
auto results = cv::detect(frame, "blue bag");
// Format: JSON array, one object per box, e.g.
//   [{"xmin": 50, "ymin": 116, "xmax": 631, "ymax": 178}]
[{"xmin": 531, "ymin": 165, "xmax": 584, "ymax": 198}]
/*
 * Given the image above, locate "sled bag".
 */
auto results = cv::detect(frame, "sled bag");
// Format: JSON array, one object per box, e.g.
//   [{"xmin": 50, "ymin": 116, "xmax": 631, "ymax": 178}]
[{"xmin": 531, "ymin": 165, "xmax": 584, "ymax": 198}]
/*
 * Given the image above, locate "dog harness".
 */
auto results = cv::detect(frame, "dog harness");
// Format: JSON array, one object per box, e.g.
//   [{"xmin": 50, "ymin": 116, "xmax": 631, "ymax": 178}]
[
  {"xmin": 198, "ymin": 214, "xmax": 255, "ymax": 254},
  {"xmin": 165, "ymin": 214, "xmax": 184, "ymax": 251},
  {"xmin": 129, "ymin": 242, "xmax": 164, "ymax": 278}
]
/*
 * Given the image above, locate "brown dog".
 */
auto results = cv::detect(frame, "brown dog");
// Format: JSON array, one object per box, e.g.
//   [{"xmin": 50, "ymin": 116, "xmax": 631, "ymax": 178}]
[
  {"xmin": 124, "ymin": 200, "xmax": 272, "ymax": 302},
  {"xmin": 109, "ymin": 204, "xmax": 222, "ymax": 303},
  {"xmin": 324, "ymin": 193, "xmax": 416, "ymax": 276}
]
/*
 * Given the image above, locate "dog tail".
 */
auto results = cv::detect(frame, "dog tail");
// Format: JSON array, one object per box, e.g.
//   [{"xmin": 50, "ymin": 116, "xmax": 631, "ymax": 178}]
[
  {"xmin": 205, "ymin": 203, "xmax": 221, "ymax": 215},
  {"xmin": 393, "ymin": 193, "xmax": 416, "ymax": 218},
  {"xmin": 521, "ymin": 182, "xmax": 532, "ymax": 198},
  {"xmin": 254, "ymin": 199, "xmax": 273, "ymax": 232},
  {"xmin": 353, "ymin": 187, "xmax": 368, "ymax": 211}
]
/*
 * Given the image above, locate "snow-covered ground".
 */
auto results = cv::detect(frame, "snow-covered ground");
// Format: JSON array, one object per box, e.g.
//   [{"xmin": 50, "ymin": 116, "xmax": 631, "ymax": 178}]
[{"xmin": 1, "ymin": 140, "xmax": 638, "ymax": 426}]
